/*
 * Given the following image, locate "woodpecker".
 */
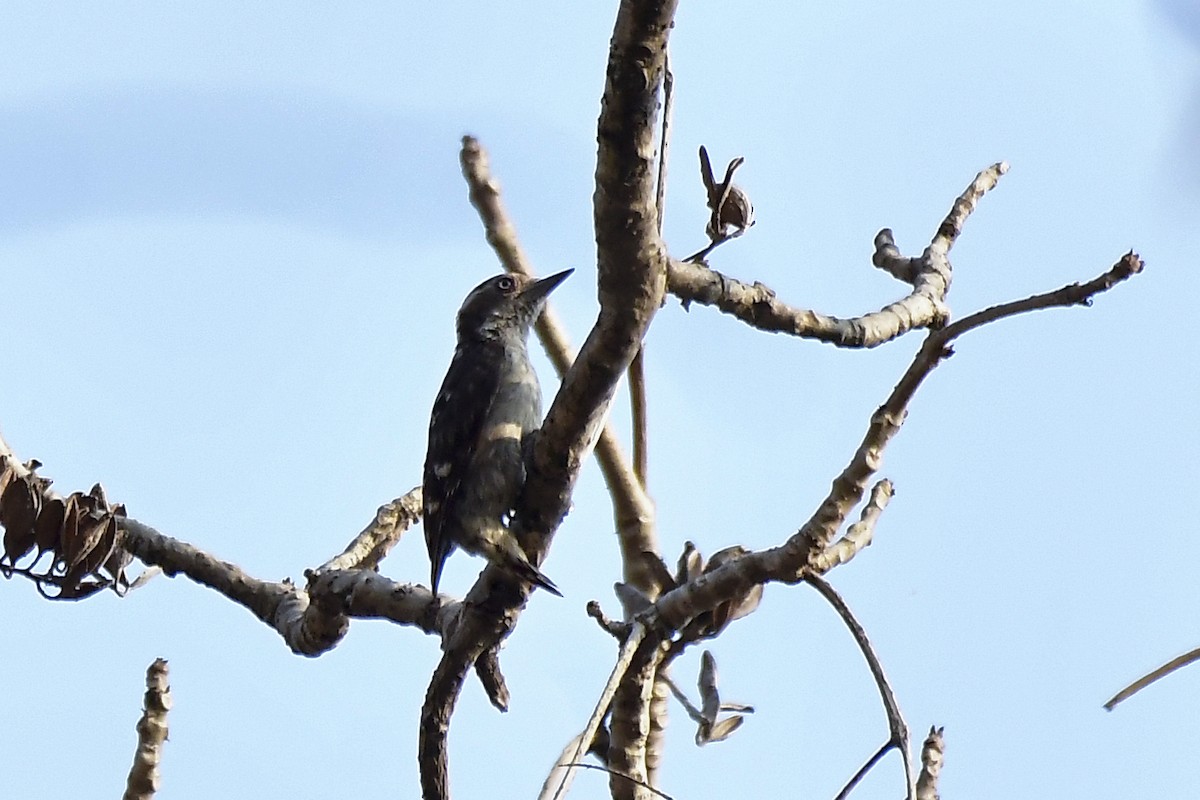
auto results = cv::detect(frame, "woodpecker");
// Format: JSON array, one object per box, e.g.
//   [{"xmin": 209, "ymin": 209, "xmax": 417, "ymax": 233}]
[{"xmin": 422, "ymin": 269, "xmax": 572, "ymax": 597}]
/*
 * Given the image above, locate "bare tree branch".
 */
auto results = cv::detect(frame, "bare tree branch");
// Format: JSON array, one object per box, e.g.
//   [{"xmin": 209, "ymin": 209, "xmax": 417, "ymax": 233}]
[
  {"xmin": 548, "ymin": 762, "xmax": 675, "ymax": 800},
  {"xmin": 649, "ymin": 251, "xmax": 1143, "ymax": 636},
  {"xmin": 554, "ymin": 243, "xmax": 1139, "ymax": 796},
  {"xmin": 118, "ymin": 517, "xmax": 457, "ymax": 655},
  {"xmin": 645, "ymin": 673, "xmax": 669, "ymax": 786},
  {"xmin": 811, "ymin": 479, "xmax": 894, "ymax": 572},
  {"xmin": 629, "ymin": 347, "xmax": 650, "ymax": 489},
  {"xmin": 654, "ymin": 49, "xmax": 673, "ymax": 237},
  {"xmin": 1104, "ymin": 646, "xmax": 1200, "ymax": 711},
  {"xmin": 475, "ymin": 646, "xmax": 511, "ymax": 712},
  {"xmin": 122, "ymin": 658, "xmax": 171, "ymax": 800},
  {"xmin": 318, "ymin": 487, "xmax": 422, "ymax": 572},
  {"xmin": 808, "ymin": 575, "xmax": 913, "ymax": 800},
  {"xmin": 548, "ymin": 622, "xmax": 650, "ymax": 800},
  {"xmin": 1, "ymin": 424, "xmax": 447, "ymax": 654},
  {"xmin": 666, "ymin": 163, "xmax": 1010, "ymax": 346},
  {"xmin": 608, "ymin": 639, "xmax": 665, "ymax": 800},
  {"xmin": 639, "ymin": 38, "xmax": 676, "ymax": 793},
  {"xmin": 547, "ymin": 253, "xmax": 1142, "ymax": 797}
]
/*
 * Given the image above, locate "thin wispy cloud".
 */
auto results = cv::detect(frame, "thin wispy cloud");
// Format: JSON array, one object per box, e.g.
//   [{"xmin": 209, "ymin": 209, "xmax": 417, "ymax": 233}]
[{"xmin": 0, "ymin": 86, "xmax": 472, "ymax": 236}]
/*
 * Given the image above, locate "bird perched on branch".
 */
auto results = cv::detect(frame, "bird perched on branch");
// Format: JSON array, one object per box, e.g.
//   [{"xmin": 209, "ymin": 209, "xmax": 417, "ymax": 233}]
[{"xmin": 422, "ymin": 269, "xmax": 572, "ymax": 597}]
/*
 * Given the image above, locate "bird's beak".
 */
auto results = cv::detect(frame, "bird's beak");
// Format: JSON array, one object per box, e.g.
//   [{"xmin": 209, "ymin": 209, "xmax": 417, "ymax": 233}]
[{"xmin": 520, "ymin": 268, "xmax": 573, "ymax": 306}]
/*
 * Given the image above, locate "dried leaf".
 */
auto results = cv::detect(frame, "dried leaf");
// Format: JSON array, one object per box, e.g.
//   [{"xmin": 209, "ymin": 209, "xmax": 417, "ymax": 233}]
[
  {"xmin": 716, "ymin": 185, "xmax": 754, "ymax": 235},
  {"xmin": 698, "ymin": 146, "xmax": 718, "ymax": 203},
  {"xmin": 101, "ymin": 537, "xmax": 133, "ymax": 585},
  {"xmin": 700, "ymin": 151, "xmax": 756, "ymax": 240},
  {"xmin": 61, "ymin": 511, "xmax": 113, "ymax": 585},
  {"xmin": 127, "ymin": 566, "xmax": 161, "ymax": 591},
  {"xmin": 705, "ymin": 545, "xmax": 748, "ymax": 571},
  {"xmin": 699, "ymin": 650, "xmax": 720, "ymax": 724},
  {"xmin": 703, "ymin": 715, "xmax": 745, "ymax": 744},
  {"xmin": 642, "ymin": 551, "xmax": 676, "ymax": 594},
  {"xmin": 614, "ymin": 581, "xmax": 653, "ymax": 616},
  {"xmin": 0, "ymin": 456, "xmax": 16, "ymax": 497},
  {"xmin": 1, "ymin": 475, "xmax": 39, "ymax": 546},
  {"xmin": 709, "ymin": 600, "xmax": 732, "ymax": 636},
  {"xmin": 676, "ymin": 541, "xmax": 703, "ymax": 585},
  {"xmin": 726, "ymin": 583, "xmax": 763, "ymax": 625},
  {"xmin": 46, "ymin": 494, "xmax": 79, "ymax": 557},
  {"xmin": 31, "ymin": 497, "xmax": 67, "ymax": 558}
]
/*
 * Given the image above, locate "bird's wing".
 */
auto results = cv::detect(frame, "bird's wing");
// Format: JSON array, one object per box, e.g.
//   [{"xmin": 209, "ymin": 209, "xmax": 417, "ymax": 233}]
[{"xmin": 423, "ymin": 344, "xmax": 504, "ymax": 564}]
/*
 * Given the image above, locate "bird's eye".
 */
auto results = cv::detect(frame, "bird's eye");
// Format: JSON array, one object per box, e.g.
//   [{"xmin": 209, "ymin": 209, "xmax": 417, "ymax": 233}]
[{"xmin": 496, "ymin": 276, "xmax": 516, "ymax": 293}]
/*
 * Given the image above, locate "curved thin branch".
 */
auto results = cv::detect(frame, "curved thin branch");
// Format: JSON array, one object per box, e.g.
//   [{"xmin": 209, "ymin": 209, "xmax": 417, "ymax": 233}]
[
  {"xmin": 547, "ymin": 623, "xmax": 649, "ymax": 800},
  {"xmin": 1104, "ymin": 646, "xmax": 1200, "ymax": 710},
  {"xmin": 808, "ymin": 575, "xmax": 913, "ymax": 800},
  {"xmin": 547, "ymin": 763, "xmax": 675, "ymax": 800},
  {"xmin": 666, "ymin": 163, "xmax": 1009, "ymax": 346}
]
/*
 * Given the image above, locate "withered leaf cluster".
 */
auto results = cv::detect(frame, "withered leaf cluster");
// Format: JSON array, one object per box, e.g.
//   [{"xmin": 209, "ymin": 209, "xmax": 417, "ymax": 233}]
[
  {"xmin": 699, "ymin": 145, "xmax": 755, "ymax": 241},
  {"xmin": 672, "ymin": 542, "xmax": 763, "ymax": 643},
  {"xmin": 622, "ymin": 542, "xmax": 764, "ymax": 644},
  {"xmin": 0, "ymin": 455, "xmax": 134, "ymax": 599},
  {"xmin": 694, "ymin": 650, "xmax": 754, "ymax": 746}
]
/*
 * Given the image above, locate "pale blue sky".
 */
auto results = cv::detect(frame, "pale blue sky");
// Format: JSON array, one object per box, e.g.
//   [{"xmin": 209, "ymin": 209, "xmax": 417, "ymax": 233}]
[{"xmin": 2, "ymin": 2, "xmax": 1198, "ymax": 798}]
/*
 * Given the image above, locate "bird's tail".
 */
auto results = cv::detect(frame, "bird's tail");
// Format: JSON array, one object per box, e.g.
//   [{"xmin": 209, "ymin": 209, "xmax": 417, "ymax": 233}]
[{"xmin": 504, "ymin": 551, "xmax": 562, "ymax": 597}]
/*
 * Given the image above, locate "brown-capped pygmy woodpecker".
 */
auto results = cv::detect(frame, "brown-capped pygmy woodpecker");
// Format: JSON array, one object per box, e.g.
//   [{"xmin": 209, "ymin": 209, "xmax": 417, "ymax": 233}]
[{"xmin": 422, "ymin": 270, "xmax": 572, "ymax": 597}]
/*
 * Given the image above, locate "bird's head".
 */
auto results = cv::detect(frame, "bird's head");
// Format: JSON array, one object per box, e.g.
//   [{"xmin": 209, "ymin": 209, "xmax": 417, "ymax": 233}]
[{"xmin": 455, "ymin": 269, "xmax": 573, "ymax": 342}]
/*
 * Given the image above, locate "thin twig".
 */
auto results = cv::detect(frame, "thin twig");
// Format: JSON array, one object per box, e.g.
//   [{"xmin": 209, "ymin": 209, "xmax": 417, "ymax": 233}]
[
  {"xmin": 834, "ymin": 742, "xmax": 894, "ymax": 800},
  {"xmin": 655, "ymin": 48, "xmax": 672, "ymax": 234},
  {"xmin": 628, "ymin": 46, "xmax": 672, "ymax": 491},
  {"xmin": 547, "ymin": 623, "xmax": 649, "ymax": 800},
  {"xmin": 807, "ymin": 575, "xmax": 914, "ymax": 800},
  {"xmin": 812, "ymin": 479, "xmax": 894, "ymax": 573},
  {"xmin": 629, "ymin": 348, "xmax": 649, "ymax": 487},
  {"xmin": 639, "ymin": 42, "xmax": 674, "ymax": 789},
  {"xmin": 659, "ymin": 672, "xmax": 704, "ymax": 723},
  {"xmin": 1104, "ymin": 646, "xmax": 1200, "ymax": 710},
  {"xmin": 588, "ymin": 599, "xmax": 634, "ymax": 640},
  {"xmin": 559, "ymin": 763, "xmax": 676, "ymax": 800},
  {"xmin": 682, "ymin": 232, "xmax": 738, "ymax": 264},
  {"xmin": 317, "ymin": 486, "xmax": 422, "ymax": 572}
]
